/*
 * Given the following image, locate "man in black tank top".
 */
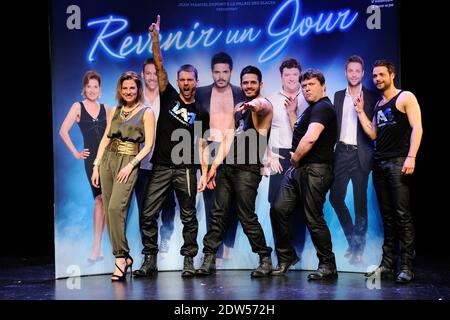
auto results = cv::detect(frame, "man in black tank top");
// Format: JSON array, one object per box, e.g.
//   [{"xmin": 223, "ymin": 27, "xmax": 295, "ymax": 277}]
[
  {"xmin": 197, "ymin": 66, "xmax": 274, "ymax": 278},
  {"xmin": 270, "ymin": 69, "xmax": 338, "ymax": 280},
  {"xmin": 355, "ymin": 60, "xmax": 423, "ymax": 283}
]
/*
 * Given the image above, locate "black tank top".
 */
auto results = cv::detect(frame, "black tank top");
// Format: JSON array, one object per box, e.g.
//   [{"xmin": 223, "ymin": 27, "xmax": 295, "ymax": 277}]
[
  {"xmin": 374, "ymin": 91, "xmax": 411, "ymax": 160},
  {"xmin": 78, "ymin": 102, "xmax": 107, "ymax": 159},
  {"xmin": 227, "ymin": 102, "xmax": 271, "ymax": 174}
]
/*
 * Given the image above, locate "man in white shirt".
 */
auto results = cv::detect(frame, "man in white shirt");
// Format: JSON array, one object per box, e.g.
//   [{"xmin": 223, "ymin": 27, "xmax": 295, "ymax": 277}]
[
  {"xmin": 329, "ymin": 55, "xmax": 379, "ymax": 265},
  {"xmin": 134, "ymin": 58, "xmax": 176, "ymax": 259},
  {"xmin": 265, "ymin": 58, "xmax": 308, "ymax": 271}
]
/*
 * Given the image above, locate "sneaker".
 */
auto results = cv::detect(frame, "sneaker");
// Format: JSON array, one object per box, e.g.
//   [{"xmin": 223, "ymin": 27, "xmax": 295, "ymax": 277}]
[{"xmin": 160, "ymin": 239, "xmax": 170, "ymax": 253}]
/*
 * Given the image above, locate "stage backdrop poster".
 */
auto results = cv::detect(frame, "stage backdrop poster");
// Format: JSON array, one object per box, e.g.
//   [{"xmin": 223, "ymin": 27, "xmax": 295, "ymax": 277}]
[{"xmin": 51, "ymin": 0, "xmax": 399, "ymax": 278}]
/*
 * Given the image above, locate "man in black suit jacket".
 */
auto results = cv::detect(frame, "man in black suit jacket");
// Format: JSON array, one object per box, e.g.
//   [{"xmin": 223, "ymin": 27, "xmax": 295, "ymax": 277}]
[
  {"xmin": 329, "ymin": 55, "xmax": 379, "ymax": 265},
  {"xmin": 196, "ymin": 52, "xmax": 244, "ymax": 264}
]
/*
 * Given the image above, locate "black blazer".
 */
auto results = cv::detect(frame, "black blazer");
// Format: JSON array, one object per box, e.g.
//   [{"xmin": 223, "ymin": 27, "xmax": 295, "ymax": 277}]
[
  {"xmin": 196, "ymin": 84, "xmax": 244, "ymax": 114},
  {"xmin": 333, "ymin": 87, "xmax": 379, "ymax": 172}
]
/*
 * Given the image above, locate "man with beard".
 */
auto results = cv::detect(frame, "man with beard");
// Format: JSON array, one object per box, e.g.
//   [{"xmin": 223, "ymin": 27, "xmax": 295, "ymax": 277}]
[
  {"xmin": 196, "ymin": 52, "xmax": 244, "ymax": 265},
  {"xmin": 196, "ymin": 65, "xmax": 274, "ymax": 278},
  {"xmin": 358, "ymin": 60, "xmax": 422, "ymax": 283},
  {"xmin": 329, "ymin": 55, "xmax": 379, "ymax": 265},
  {"xmin": 133, "ymin": 15, "xmax": 209, "ymax": 278},
  {"xmin": 133, "ymin": 58, "xmax": 177, "ymax": 259},
  {"xmin": 270, "ymin": 69, "xmax": 338, "ymax": 280}
]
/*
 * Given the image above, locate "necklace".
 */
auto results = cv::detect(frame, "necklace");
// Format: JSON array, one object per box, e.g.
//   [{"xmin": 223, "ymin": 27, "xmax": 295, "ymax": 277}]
[{"xmin": 120, "ymin": 103, "xmax": 139, "ymax": 120}]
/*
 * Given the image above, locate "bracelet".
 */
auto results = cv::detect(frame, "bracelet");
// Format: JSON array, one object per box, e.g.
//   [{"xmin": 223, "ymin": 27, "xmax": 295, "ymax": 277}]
[
  {"xmin": 407, "ymin": 156, "xmax": 416, "ymax": 158},
  {"xmin": 130, "ymin": 157, "xmax": 140, "ymax": 168},
  {"xmin": 93, "ymin": 159, "xmax": 101, "ymax": 166}
]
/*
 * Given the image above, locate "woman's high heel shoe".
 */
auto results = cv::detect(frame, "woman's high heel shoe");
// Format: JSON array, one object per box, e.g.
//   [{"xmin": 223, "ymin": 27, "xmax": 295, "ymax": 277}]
[
  {"xmin": 125, "ymin": 253, "xmax": 134, "ymax": 275},
  {"xmin": 111, "ymin": 255, "xmax": 133, "ymax": 282},
  {"xmin": 111, "ymin": 262, "xmax": 127, "ymax": 282}
]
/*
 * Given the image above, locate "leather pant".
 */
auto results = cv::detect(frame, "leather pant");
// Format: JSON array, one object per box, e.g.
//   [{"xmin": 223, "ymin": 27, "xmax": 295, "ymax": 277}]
[
  {"xmin": 270, "ymin": 163, "xmax": 336, "ymax": 268},
  {"xmin": 140, "ymin": 165, "xmax": 198, "ymax": 257},
  {"xmin": 373, "ymin": 157, "xmax": 415, "ymax": 270},
  {"xmin": 202, "ymin": 165, "xmax": 272, "ymax": 257}
]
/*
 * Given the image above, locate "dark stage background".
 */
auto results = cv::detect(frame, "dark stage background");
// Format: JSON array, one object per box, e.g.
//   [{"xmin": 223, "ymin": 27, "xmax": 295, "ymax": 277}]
[{"xmin": 4, "ymin": 1, "xmax": 448, "ymax": 265}]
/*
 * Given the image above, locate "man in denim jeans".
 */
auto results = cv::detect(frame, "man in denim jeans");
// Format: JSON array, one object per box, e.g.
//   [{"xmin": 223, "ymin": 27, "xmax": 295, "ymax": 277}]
[
  {"xmin": 270, "ymin": 69, "xmax": 338, "ymax": 280},
  {"xmin": 356, "ymin": 60, "xmax": 422, "ymax": 283}
]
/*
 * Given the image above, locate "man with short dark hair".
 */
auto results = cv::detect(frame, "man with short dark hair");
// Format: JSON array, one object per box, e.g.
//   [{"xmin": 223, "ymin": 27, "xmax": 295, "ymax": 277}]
[
  {"xmin": 134, "ymin": 15, "xmax": 209, "ymax": 278},
  {"xmin": 134, "ymin": 58, "xmax": 177, "ymax": 259},
  {"xmin": 197, "ymin": 65, "xmax": 274, "ymax": 278},
  {"xmin": 265, "ymin": 58, "xmax": 308, "ymax": 271},
  {"xmin": 329, "ymin": 55, "xmax": 379, "ymax": 265},
  {"xmin": 196, "ymin": 52, "xmax": 244, "ymax": 265},
  {"xmin": 270, "ymin": 69, "xmax": 338, "ymax": 280},
  {"xmin": 357, "ymin": 60, "xmax": 422, "ymax": 283}
]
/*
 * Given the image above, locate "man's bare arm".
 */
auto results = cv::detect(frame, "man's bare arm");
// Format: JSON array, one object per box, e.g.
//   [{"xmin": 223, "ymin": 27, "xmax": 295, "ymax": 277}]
[{"xmin": 149, "ymin": 15, "xmax": 168, "ymax": 92}]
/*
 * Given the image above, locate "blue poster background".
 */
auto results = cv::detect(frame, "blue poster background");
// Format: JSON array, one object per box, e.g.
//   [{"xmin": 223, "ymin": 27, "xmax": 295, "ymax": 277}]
[{"xmin": 51, "ymin": 0, "xmax": 398, "ymax": 278}]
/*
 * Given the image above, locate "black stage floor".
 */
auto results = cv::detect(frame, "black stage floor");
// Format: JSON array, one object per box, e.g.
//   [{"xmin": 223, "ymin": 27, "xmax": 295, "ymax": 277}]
[{"xmin": 1, "ymin": 255, "xmax": 449, "ymax": 301}]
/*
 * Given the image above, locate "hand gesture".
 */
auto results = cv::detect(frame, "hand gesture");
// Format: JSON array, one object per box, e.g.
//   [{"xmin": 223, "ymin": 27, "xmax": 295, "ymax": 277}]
[
  {"xmin": 284, "ymin": 96, "xmax": 297, "ymax": 113},
  {"xmin": 354, "ymin": 91, "xmax": 364, "ymax": 114},
  {"xmin": 149, "ymin": 14, "xmax": 160, "ymax": 37},
  {"xmin": 236, "ymin": 100, "xmax": 256, "ymax": 114}
]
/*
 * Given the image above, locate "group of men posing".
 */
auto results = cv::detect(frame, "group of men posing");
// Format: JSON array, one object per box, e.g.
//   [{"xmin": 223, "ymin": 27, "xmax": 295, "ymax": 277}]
[{"xmin": 133, "ymin": 16, "xmax": 422, "ymax": 284}]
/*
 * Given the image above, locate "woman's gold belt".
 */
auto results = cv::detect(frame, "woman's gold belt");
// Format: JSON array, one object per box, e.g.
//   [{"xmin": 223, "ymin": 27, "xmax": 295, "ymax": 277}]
[{"xmin": 106, "ymin": 138, "xmax": 139, "ymax": 156}]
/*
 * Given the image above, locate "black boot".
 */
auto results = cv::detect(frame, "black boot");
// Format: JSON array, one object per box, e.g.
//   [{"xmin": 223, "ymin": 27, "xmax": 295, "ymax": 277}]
[
  {"xmin": 251, "ymin": 255, "xmax": 272, "ymax": 278},
  {"xmin": 196, "ymin": 254, "xmax": 216, "ymax": 276},
  {"xmin": 132, "ymin": 254, "xmax": 157, "ymax": 277},
  {"xmin": 270, "ymin": 256, "xmax": 299, "ymax": 276},
  {"xmin": 181, "ymin": 256, "xmax": 196, "ymax": 278},
  {"xmin": 307, "ymin": 266, "xmax": 338, "ymax": 280}
]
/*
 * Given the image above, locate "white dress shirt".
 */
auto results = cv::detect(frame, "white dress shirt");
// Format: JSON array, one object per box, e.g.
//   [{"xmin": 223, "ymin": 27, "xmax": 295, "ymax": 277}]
[
  {"xmin": 339, "ymin": 85, "xmax": 362, "ymax": 146},
  {"xmin": 267, "ymin": 89, "xmax": 308, "ymax": 150},
  {"xmin": 140, "ymin": 93, "xmax": 160, "ymax": 170}
]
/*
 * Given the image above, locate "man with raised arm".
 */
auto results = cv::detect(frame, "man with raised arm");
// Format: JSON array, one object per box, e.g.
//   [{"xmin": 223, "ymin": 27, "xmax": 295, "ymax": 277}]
[{"xmin": 133, "ymin": 15, "xmax": 209, "ymax": 278}]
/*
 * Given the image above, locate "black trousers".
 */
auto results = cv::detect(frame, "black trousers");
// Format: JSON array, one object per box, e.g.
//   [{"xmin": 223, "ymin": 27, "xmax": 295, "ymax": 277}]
[
  {"xmin": 203, "ymin": 184, "xmax": 238, "ymax": 258},
  {"xmin": 270, "ymin": 163, "xmax": 336, "ymax": 268},
  {"xmin": 135, "ymin": 169, "xmax": 176, "ymax": 242},
  {"xmin": 140, "ymin": 165, "xmax": 198, "ymax": 257},
  {"xmin": 268, "ymin": 148, "xmax": 307, "ymax": 257},
  {"xmin": 373, "ymin": 157, "xmax": 415, "ymax": 270},
  {"xmin": 202, "ymin": 165, "xmax": 272, "ymax": 257},
  {"xmin": 329, "ymin": 143, "xmax": 369, "ymax": 255}
]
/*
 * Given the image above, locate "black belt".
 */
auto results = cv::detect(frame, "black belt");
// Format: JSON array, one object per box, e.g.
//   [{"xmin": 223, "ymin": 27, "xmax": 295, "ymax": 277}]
[{"xmin": 338, "ymin": 141, "xmax": 358, "ymax": 151}]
